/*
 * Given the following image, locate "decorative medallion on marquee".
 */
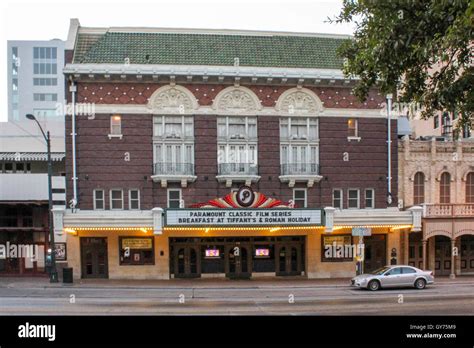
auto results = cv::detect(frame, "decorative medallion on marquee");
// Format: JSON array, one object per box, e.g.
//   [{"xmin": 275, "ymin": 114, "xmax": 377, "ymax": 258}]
[
  {"xmin": 275, "ymin": 87, "xmax": 324, "ymax": 115},
  {"xmin": 147, "ymin": 85, "xmax": 198, "ymax": 114},
  {"xmin": 191, "ymin": 187, "xmax": 289, "ymax": 209},
  {"xmin": 212, "ymin": 86, "xmax": 262, "ymax": 114}
]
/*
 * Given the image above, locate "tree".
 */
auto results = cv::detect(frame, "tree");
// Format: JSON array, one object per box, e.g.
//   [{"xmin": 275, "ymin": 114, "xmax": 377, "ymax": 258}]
[{"xmin": 332, "ymin": 0, "xmax": 473, "ymax": 130}]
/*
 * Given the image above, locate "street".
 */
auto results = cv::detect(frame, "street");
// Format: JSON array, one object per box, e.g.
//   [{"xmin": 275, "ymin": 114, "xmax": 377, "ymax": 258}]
[{"xmin": 0, "ymin": 277, "xmax": 473, "ymax": 315}]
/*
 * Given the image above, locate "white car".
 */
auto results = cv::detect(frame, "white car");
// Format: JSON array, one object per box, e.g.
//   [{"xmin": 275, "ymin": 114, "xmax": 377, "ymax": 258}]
[{"xmin": 351, "ymin": 265, "xmax": 434, "ymax": 291}]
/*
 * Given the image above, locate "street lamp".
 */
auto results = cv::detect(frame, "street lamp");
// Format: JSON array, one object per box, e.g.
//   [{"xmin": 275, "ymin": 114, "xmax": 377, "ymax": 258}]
[{"xmin": 26, "ymin": 114, "xmax": 58, "ymax": 283}]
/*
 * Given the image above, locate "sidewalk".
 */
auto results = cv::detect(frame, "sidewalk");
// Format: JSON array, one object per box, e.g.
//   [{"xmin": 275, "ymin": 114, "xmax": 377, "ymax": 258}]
[{"xmin": 1, "ymin": 275, "xmax": 473, "ymax": 289}]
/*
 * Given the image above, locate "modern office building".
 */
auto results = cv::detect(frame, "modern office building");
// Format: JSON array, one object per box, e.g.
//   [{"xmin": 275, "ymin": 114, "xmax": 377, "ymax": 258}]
[
  {"xmin": 7, "ymin": 39, "xmax": 65, "ymax": 125},
  {"xmin": 53, "ymin": 19, "xmax": 420, "ymax": 280},
  {"xmin": 3, "ymin": 37, "xmax": 67, "ymax": 277}
]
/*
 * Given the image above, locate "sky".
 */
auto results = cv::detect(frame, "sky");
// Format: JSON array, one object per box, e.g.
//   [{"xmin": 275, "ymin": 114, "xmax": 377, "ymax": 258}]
[{"xmin": 0, "ymin": 0, "xmax": 355, "ymax": 122}]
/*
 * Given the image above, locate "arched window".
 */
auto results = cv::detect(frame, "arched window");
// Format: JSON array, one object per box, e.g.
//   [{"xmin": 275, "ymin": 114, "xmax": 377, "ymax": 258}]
[
  {"xmin": 440, "ymin": 172, "xmax": 451, "ymax": 204},
  {"xmin": 466, "ymin": 172, "xmax": 474, "ymax": 203},
  {"xmin": 413, "ymin": 172, "xmax": 425, "ymax": 205}
]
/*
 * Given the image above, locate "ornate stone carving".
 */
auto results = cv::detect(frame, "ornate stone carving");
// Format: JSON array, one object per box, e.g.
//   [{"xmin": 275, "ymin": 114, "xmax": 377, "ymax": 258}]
[
  {"xmin": 148, "ymin": 85, "xmax": 197, "ymax": 114},
  {"xmin": 213, "ymin": 87, "xmax": 261, "ymax": 114},
  {"xmin": 276, "ymin": 88, "xmax": 323, "ymax": 115}
]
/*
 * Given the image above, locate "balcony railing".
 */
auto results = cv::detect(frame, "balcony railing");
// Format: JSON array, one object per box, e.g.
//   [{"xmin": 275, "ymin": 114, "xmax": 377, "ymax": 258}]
[
  {"xmin": 423, "ymin": 204, "xmax": 474, "ymax": 218},
  {"xmin": 281, "ymin": 163, "xmax": 320, "ymax": 176},
  {"xmin": 154, "ymin": 162, "xmax": 194, "ymax": 176},
  {"xmin": 218, "ymin": 163, "xmax": 258, "ymax": 176}
]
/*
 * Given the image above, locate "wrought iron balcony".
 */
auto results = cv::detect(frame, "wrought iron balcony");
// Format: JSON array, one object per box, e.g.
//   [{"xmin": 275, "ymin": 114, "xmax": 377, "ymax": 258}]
[
  {"xmin": 280, "ymin": 163, "xmax": 320, "ymax": 176},
  {"xmin": 218, "ymin": 163, "xmax": 258, "ymax": 176},
  {"xmin": 154, "ymin": 162, "xmax": 194, "ymax": 176}
]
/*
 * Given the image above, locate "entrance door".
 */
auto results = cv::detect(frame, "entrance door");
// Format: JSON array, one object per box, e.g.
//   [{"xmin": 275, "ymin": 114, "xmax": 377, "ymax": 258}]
[
  {"xmin": 173, "ymin": 246, "xmax": 201, "ymax": 278},
  {"xmin": 276, "ymin": 244, "xmax": 302, "ymax": 276},
  {"xmin": 408, "ymin": 232, "xmax": 424, "ymax": 269},
  {"xmin": 80, "ymin": 237, "xmax": 108, "ymax": 279},
  {"xmin": 225, "ymin": 244, "xmax": 251, "ymax": 279},
  {"xmin": 364, "ymin": 235, "xmax": 386, "ymax": 273},
  {"xmin": 435, "ymin": 236, "xmax": 451, "ymax": 276}
]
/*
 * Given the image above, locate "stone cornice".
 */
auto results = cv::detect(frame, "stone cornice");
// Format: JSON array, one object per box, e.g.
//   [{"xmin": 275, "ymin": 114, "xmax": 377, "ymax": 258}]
[{"xmin": 64, "ymin": 63, "xmax": 351, "ymax": 81}]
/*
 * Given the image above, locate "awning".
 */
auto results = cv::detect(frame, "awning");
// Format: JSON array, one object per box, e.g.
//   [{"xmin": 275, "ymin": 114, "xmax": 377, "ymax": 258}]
[
  {"xmin": 52, "ymin": 207, "xmax": 164, "ymax": 235},
  {"xmin": 0, "ymin": 152, "xmax": 65, "ymax": 162}
]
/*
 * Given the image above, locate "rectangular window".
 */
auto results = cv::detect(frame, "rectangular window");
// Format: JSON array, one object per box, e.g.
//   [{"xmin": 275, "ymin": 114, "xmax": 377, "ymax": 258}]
[
  {"xmin": 348, "ymin": 119, "xmax": 358, "ymax": 137},
  {"xmin": 33, "ymin": 78, "xmax": 58, "ymax": 86},
  {"xmin": 93, "ymin": 190, "xmax": 105, "ymax": 210},
  {"xmin": 32, "ymin": 63, "xmax": 57, "ymax": 75},
  {"xmin": 110, "ymin": 189, "xmax": 123, "ymax": 210},
  {"xmin": 280, "ymin": 118, "xmax": 320, "ymax": 176},
  {"xmin": 15, "ymin": 163, "xmax": 24, "ymax": 173},
  {"xmin": 168, "ymin": 189, "xmax": 182, "ymax": 208},
  {"xmin": 280, "ymin": 118, "xmax": 318, "ymax": 141},
  {"xmin": 333, "ymin": 189, "xmax": 343, "ymax": 209},
  {"xmin": 110, "ymin": 115, "xmax": 122, "ymax": 135},
  {"xmin": 218, "ymin": 144, "xmax": 257, "ymax": 165},
  {"xmin": 293, "ymin": 189, "xmax": 307, "ymax": 208},
  {"xmin": 217, "ymin": 116, "xmax": 257, "ymax": 140},
  {"xmin": 153, "ymin": 116, "xmax": 194, "ymax": 139},
  {"xmin": 119, "ymin": 237, "xmax": 154, "ymax": 265},
  {"xmin": 348, "ymin": 189, "xmax": 360, "ymax": 209},
  {"xmin": 322, "ymin": 235, "xmax": 354, "ymax": 262},
  {"xmin": 434, "ymin": 116, "xmax": 439, "ymax": 129},
  {"xmin": 365, "ymin": 189, "xmax": 375, "ymax": 209},
  {"xmin": 129, "ymin": 189, "xmax": 140, "ymax": 210},
  {"xmin": 4, "ymin": 163, "xmax": 14, "ymax": 173},
  {"xmin": 33, "ymin": 93, "xmax": 57, "ymax": 102}
]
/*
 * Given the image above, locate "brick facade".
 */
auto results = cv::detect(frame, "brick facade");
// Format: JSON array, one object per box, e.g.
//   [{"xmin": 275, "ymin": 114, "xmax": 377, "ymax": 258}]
[
  {"xmin": 74, "ymin": 83, "xmax": 384, "ymax": 109},
  {"xmin": 65, "ymin": 82, "xmax": 397, "ymax": 210}
]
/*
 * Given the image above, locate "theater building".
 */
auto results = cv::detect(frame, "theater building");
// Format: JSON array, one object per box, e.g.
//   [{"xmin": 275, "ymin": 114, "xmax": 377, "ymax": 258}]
[
  {"xmin": 399, "ymin": 137, "xmax": 474, "ymax": 277},
  {"xmin": 53, "ymin": 19, "xmax": 421, "ymax": 280}
]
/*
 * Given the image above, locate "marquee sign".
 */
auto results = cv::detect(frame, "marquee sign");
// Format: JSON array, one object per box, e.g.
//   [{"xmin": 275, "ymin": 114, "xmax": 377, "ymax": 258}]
[{"xmin": 165, "ymin": 208, "xmax": 323, "ymax": 226}]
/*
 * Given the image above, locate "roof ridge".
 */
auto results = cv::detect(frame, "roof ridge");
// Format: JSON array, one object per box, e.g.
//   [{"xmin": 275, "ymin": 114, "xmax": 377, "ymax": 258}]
[{"xmin": 74, "ymin": 28, "xmax": 346, "ymax": 69}]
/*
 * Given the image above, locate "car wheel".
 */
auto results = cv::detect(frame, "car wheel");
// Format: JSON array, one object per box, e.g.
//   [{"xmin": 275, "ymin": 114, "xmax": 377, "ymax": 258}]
[
  {"xmin": 415, "ymin": 278, "xmax": 426, "ymax": 290},
  {"xmin": 368, "ymin": 280, "xmax": 380, "ymax": 291}
]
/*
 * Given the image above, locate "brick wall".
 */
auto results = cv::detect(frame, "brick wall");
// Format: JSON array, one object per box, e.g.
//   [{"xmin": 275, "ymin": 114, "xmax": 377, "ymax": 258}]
[{"xmin": 65, "ymin": 82, "xmax": 395, "ymax": 210}]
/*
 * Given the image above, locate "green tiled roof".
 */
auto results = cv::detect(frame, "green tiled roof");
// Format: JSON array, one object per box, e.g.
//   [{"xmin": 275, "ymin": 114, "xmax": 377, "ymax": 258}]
[{"xmin": 75, "ymin": 32, "xmax": 347, "ymax": 69}]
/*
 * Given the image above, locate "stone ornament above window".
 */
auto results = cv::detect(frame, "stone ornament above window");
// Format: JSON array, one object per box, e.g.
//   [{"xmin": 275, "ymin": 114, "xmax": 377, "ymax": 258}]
[
  {"xmin": 275, "ymin": 87, "xmax": 324, "ymax": 115},
  {"xmin": 212, "ymin": 86, "xmax": 262, "ymax": 114},
  {"xmin": 147, "ymin": 85, "xmax": 198, "ymax": 114}
]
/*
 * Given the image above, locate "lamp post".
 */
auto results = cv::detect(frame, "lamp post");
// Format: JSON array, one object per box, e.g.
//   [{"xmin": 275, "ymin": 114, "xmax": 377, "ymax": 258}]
[{"xmin": 26, "ymin": 114, "xmax": 58, "ymax": 283}]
